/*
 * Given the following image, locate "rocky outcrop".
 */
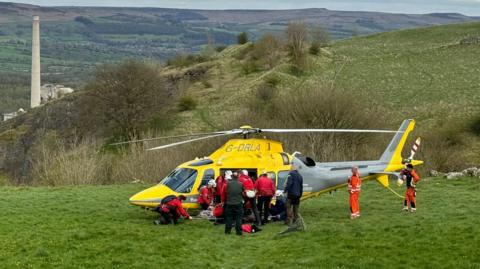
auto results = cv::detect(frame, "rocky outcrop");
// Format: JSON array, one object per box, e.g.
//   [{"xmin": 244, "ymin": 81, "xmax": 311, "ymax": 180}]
[{"xmin": 431, "ymin": 167, "xmax": 480, "ymax": 180}]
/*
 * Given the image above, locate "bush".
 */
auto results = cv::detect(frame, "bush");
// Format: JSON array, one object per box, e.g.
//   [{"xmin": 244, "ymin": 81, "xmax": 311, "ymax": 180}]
[
  {"xmin": 201, "ymin": 79, "xmax": 213, "ymax": 88},
  {"xmin": 177, "ymin": 96, "xmax": 197, "ymax": 111},
  {"xmin": 251, "ymin": 34, "xmax": 282, "ymax": 69},
  {"xmin": 237, "ymin": 32, "xmax": 248, "ymax": 44},
  {"xmin": 309, "ymin": 43, "xmax": 320, "ymax": 55},
  {"xmin": 32, "ymin": 136, "xmax": 110, "ymax": 186},
  {"xmin": 469, "ymin": 114, "xmax": 480, "ymax": 136},
  {"xmin": 237, "ymin": 84, "xmax": 387, "ymax": 162},
  {"xmin": 215, "ymin": 45, "xmax": 227, "ymax": 52},
  {"xmin": 240, "ymin": 60, "xmax": 261, "ymax": 75},
  {"xmin": 256, "ymin": 82, "xmax": 277, "ymax": 102}
]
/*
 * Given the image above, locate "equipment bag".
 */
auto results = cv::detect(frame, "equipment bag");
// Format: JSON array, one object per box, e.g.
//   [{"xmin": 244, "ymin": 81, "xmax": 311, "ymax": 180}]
[
  {"xmin": 213, "ymin": 204, "xmax": 224, "ymax": 217},
  {"xmin": 160, "ymin": 195, "xmax": 177, "ymax": 205}
]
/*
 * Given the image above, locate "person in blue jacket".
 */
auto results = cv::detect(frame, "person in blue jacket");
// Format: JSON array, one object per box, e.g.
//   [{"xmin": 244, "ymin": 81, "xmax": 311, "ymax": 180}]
[{"xmin": 284, "ymin": 164, "xmax": 303, "ymax": 226}]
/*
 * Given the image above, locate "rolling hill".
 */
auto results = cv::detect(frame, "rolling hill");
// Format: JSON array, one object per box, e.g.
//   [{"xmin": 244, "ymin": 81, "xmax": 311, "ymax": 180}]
[
  {"xmin": 1, "ymin": 2, "xmax": 480, "ymax": 113},
  {"xmin": 0, "ymin": 20, "xmax": 479, "ymax": 184}
]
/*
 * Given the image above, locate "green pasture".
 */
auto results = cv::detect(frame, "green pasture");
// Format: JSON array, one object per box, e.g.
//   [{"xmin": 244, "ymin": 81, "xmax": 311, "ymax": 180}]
[{"xmin": 0, "ymin": 177, "xmax": 478, "ymax": 268}]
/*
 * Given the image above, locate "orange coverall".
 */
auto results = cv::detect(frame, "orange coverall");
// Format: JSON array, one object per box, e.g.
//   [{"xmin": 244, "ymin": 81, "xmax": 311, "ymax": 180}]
[
  {"xmin": 348, "ymin": 174, "xmax": 362, "ymax": 218},
  {"xmin": 403, "ymin": 169, "xmax": 421, "ymax": 210}
]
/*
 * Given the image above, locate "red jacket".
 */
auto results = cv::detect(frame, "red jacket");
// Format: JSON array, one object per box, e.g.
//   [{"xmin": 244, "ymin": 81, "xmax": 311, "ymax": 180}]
[
  {"xmin": 197, "ymin": 186, "xmax": 212, "ymax": 205},
  {"xmin": 348, "ymin": 174, "xmax": 361, "ymax": 194},
  {"xmin": 239, "ymin": 174, "xmax": 254, "ymax": 191},
  {"xmin": 162, "ymin": 198, "xmax": 190, "ymax": 218},
  {"xmin": 220, "ymin": 180, "xmax": 229, "ymax": 203},
  {"xmin": 215, "ymin": 176, "xmax": 226, "ymax": 196},
  {"xmin": 255, "ymin": 175, "xmax": 276, "ymax": 197}
]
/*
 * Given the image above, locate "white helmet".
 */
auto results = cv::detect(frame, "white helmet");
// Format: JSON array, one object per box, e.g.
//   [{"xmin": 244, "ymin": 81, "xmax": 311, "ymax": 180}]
[
  {"xmin": 207, "ymin": 179, "xmax": 216, "ymax": 188},
  {"xmin": 225, "ymin": 170, "xmax": 233, "ymax": 180},
  {"xmin": 242, "ymin": 170, "xmax": 249, "ymax": 176}
]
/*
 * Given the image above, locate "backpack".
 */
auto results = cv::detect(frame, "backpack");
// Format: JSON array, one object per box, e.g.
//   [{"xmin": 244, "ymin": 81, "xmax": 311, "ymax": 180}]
[{"xmin": 160, "ymin": 195, "xmax": 177, "ymax": 205}]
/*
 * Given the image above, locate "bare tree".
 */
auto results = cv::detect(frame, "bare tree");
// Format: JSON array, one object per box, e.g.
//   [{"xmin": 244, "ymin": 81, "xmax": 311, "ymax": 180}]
[
  {"xmin": 286, "ymin": 22, "xmax": 308, "ymax": 70},
  {"xmin": 83, "ymin": 60, "xmax": 168, "ymax": 140},
  {"xmin": 252, "ymin": 34, "xmax": 282, "ymax": 69}
]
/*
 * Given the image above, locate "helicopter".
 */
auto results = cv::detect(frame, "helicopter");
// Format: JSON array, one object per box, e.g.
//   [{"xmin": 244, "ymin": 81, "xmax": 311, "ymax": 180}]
[{"xmin": 121, "ymin": 119, "xmax": 422, "ymax": 209}]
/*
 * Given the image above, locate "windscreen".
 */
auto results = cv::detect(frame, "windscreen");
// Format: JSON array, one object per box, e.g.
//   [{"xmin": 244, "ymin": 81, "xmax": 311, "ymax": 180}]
[{"xmin": 161, "ymin": 168, "xmax": 198, "ymax": 193}]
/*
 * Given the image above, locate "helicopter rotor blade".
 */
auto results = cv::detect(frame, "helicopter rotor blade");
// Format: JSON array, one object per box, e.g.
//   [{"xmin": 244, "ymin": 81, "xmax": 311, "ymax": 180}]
[
  {"xmin": 109, "ymin": 131, "xmax": 233, "ymax": 146},
  {"xmin": 147, "ymin": 131, "xmax": 242, "ymax": 151},
  {"xmin": 260, "ymin": 129, "xmax": 402, "ymax": 134}
]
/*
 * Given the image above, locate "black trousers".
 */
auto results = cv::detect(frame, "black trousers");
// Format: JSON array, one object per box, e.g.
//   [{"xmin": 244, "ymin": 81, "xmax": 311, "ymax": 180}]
[
  {"xmin": 245, "ymin": 197, "xmax": 261, "ymax": 226},
  {"xmin": 160, "ymin": 211, "xmax": 179, "ymax": 225},
  {"xmin": 225, "ymin": 204, "xmax": 243, "ymax": 235},
  {"xmin": 257, "ymin": 196, "xmax": 272, "ymax": 223},
  {"xmin": 200, "ymin": 203, "xmax": 209, "ymax": 210}
]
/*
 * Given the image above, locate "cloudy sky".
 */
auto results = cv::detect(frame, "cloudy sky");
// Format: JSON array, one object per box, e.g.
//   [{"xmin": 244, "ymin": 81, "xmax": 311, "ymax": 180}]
[{"xmin": 9, "ymin": 0, "xmax": 480, "ymax": 15}]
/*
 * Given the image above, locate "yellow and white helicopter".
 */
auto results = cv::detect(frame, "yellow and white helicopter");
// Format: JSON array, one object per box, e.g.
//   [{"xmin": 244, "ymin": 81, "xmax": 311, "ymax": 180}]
[{"xmin": 120, "ymin": 119, "xmax": 422, "ymax": 209}]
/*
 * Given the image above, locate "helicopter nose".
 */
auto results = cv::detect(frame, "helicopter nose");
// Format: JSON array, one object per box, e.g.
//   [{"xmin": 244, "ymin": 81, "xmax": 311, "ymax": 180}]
[{"xmin": 129, "ymin": 185, "xmax": 171, "ymax": 208}]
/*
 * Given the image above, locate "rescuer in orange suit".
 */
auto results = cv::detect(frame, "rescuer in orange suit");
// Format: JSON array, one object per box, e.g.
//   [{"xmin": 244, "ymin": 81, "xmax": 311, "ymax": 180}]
[
  {"xmin": 348, "ymin": 167, "xmax": 361, "ymax": 219},
  {"xmin": 401, "ymin": 163, "xmax": 421, "ymax": 212}
]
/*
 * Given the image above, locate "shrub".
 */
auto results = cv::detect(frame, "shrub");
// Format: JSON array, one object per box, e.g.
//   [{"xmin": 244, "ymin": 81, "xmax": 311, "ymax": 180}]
[
  {"xmin": 237, "ymin": 84, "xmax": 387, "ymax": 162},
  {"xmin": 32, "ymin": 136, "xmax": 110, "ymax": 186},
  {"xmin": 177, "ymin": 96, "xmax": 197, "ymax": 111},
  {"xmin": 251, "ymin": 34, "xmax": 282, "ymax": 69},
  {"xmin": 237, "ymin": 32, "xmax": 248, "ymax": 44},
  {"xmin": 215, "ymin": 45, "xmax": 227, "ymax": 52},
  {"xmin": 469, "ymin": 114, "xmax": 480, "ymax": 136},
  {"xmin": 309, "ymin": 43, "xmax": 320, "ymax": 55},
  {"xmin": 240, "ymin": 60, "xmax": 260, "ymax": 75},
  {"xmin": 201, "ymin": 79, "xmax": 213, "ymax": 88}
]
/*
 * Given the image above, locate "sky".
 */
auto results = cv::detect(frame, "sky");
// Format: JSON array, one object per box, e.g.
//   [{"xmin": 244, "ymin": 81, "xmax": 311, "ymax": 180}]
[{"xmin": 8, "ymin": 0, "xmax": 480, "ymax": 16}]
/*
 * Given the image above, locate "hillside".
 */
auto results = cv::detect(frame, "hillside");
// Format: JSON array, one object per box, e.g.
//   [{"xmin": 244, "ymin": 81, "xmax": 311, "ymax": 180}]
[
  {"xmin": 1, "ymin": 2, "xmax": 480, "ymax": 113},
  {"xmin": 168, "ymin": 22, "xmax": 480, "ymax": 134},
  {"xmin": 0, "ymin": 178, "xmax": 479, "ymax": 268},
  {"xmin": 0, "ymin": 22, "xmax": 479, "ymax": 184}
]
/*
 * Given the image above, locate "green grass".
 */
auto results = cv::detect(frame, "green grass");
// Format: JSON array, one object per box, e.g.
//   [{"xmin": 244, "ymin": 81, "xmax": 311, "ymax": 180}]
[{"xmin": 0, "ymin": 178, "xmax": 479, "ymax": 268}]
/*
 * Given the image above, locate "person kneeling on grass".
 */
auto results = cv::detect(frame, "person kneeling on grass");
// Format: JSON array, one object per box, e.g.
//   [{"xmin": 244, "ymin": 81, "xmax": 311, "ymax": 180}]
[
  {"xmin": 198, "ymin": 180, "xmax": 216, "ymax": 210},
  {"xmin": 154, "ymin": 195, "xmax": 192, "ymax": 225}
]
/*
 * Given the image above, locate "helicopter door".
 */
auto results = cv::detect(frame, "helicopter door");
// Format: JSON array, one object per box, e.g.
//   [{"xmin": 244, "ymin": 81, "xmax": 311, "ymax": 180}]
[
  {"xmin": 198, "ymin": 169, "xmax": 215, "ymax": 190},
  {"xmin": 277, "ymin": 170, "xmax": 290, "ymax": 190},
  {"xmin": 219, "ymin": 169, "xmax": 257, "ymax": 180}
]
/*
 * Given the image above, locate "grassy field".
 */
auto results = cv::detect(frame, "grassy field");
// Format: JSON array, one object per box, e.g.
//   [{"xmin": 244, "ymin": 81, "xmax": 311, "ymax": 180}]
[{"xmin": 0, "ymin": 177, "xmax": 479, "ymax": 268}]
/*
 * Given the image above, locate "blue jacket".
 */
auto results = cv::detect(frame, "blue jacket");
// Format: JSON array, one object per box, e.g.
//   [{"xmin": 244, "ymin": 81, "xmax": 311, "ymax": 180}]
[{"xmin": 284, "ymin": 170, "xmax": 303, "ymax": 198}]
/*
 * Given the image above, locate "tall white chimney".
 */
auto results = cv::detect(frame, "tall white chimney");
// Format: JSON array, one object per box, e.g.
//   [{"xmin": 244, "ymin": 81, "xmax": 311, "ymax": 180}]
[{"xmin": 31, "ymin": 15, "xmax": 41, "ymax": 108}]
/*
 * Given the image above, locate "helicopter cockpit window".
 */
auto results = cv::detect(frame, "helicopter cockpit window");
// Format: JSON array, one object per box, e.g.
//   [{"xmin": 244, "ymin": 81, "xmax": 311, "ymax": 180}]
[
  {"xmin": 199, "ymin": 169, "xmax": 215, "ymax": 189},
  {"xmin": 277, "ymin": 171, "xmax": 290, "ymax": 190},
  {"xmin": 161, "ymin": 168, "xmax": 198, "ymax": 193}
]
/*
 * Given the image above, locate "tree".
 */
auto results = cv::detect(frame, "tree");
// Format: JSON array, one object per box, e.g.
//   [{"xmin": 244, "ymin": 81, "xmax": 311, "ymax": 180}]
[
  {"xmin": 252, "ymin": 34, "xmax": 282, "ymax": 69},
  {"xmin": 237, "ymin": 32, "xmax": 248, "ymax": 44},
  {"xmin": 285, "ymin": 22, "xmax": 308, "ymax": 70},
  {"xmin": 83, "ymin": 60, "xmax": 168, "ymax": 140},
  {"xmin": 309, "ymin": 25, "xmax": 330, "ymax": 55}
]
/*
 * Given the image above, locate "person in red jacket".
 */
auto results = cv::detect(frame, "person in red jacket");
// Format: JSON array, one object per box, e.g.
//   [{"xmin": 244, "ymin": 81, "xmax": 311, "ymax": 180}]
[
  {"xmin": 155, "ymin": 195, "xmax": 192, "ymax": 225},
  {"xmin": 238, "ymin": 170, "xmax": 261, "ymax": 226},
  {"xmin": 198, "ymin": 180, "xmax": 216, "ymax": 210},
  {"xmin": 348, "ymin": 167, "xmax": 362, "ymax": 219},
  {"xmin": 220, "ymin": 170, "xmax": 232, "ymax": 203},
  {"xmin": 214, "ymin": 172, "xmax": 228, "ymax": 204},
  {"xmin": 255, "ymin": 171, "xmax": 276, "ymax": 225},
  {"xmin": 401, "ymin": 163, "xmax": 421, "ymax": 212}
]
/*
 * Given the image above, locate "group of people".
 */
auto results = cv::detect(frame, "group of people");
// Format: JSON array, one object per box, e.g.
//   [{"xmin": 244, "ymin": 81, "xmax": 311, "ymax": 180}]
[
  {"xmin": 214, "ymin": 168, "xmax": 303, "ymax": 235},
  {"xmin": 153, "ymin": 165, "xmax": 304, "ymax": 236},
  {"xmin": 154, "ymin": 162, "xmax": 421, "ymax": 233},
  {"xmin": 348, "ymin": 163, "xmax": 421, "ymax": 219}
]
